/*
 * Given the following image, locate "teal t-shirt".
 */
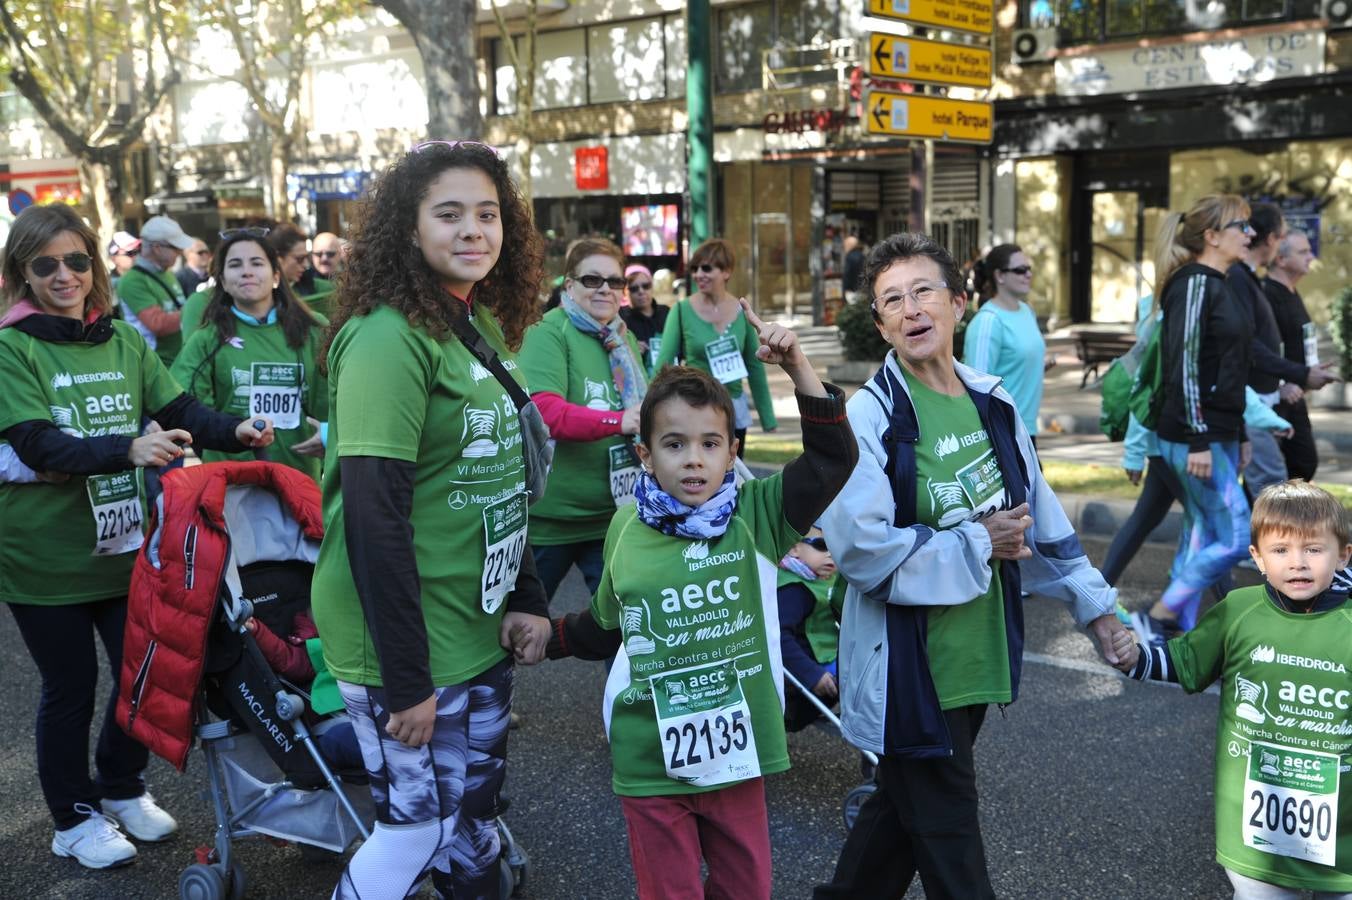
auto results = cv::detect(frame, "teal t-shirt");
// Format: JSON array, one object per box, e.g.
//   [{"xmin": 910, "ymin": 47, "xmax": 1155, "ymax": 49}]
[
  {"xmin": 0, "ymin": 320, "xmax": 182, "ymax": 604},
  {"xmin": 516, "ymin": 307, "xmax": 641, "ymax": 544},
  {"xmin": 170, "ymin": 312, "xmax": 329, "ymax": 481},
  {"xmin": 594, "ymin": 475, "xmax": 802, "ymax": 797},
  {"xmin": 311, "ymin": 305, "xmax": 528, "ymax": 688},
  {"xmin": 1170, "ymin": 585, "xmax": 1352, "ymax": 892},
  {"xmin": 962, "ymin": 301, "xmax": 1045, "ymax": 435},
  {"xmin": 652, "ymin": 301, "xmax": 778, "ymax": 429},
  {"xmin": 903, "ymin": 366, "xmax": 1011, "ymax": 708}
]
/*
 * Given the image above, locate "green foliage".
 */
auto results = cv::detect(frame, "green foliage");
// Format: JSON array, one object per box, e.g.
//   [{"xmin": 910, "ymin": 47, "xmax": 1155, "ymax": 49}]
[
  {"xmin": 835, "ymin": 298, "xmax": 891, "ymax": 361},
  {"xmin": 1329, "ymin": 285, "xmax": 1352, "ymax": 377}
]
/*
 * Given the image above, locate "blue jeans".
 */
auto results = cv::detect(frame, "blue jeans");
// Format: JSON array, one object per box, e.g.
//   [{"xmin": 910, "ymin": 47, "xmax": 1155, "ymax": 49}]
[
  {"xmin": 532, "ymin": 540, "xmax": 605, "ymax": 606},
  {"xmin": 1158, "ymin": 438, "xmax": 1251, "ymax": 630}
]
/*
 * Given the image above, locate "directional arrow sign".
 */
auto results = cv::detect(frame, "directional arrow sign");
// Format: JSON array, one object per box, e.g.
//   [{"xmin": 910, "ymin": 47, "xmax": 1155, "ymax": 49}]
[
  {"xmin": 867, "ymin": 0, "xmax": 994, "ymax": 35},
  {"xmin": 867, "ymin": 33, "xmax": 992, "ymax": 88},
  {"xmin": 866, "ymin": 90, "xmax": 993, "ymax": 144}
]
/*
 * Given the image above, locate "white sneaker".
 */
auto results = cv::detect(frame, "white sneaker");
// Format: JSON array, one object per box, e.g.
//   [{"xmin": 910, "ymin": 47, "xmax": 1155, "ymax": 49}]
[
  {"xmin": 103, "ymin": 792, "xmax": 178, "ymax": 842},
  {"xmin": 52, "ymin": 804, "xmax": 137, "ymax": 869}
]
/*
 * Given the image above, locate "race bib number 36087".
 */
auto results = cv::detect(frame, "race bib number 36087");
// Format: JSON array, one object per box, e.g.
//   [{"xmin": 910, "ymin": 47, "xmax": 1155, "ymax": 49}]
[
  {"xmin": 1242, "ymin": 741, "xmax": 1339, "ymax": 867},
  {"xmin": 249, "ymin": 362, "xmax": 303, "ymax": 430}
]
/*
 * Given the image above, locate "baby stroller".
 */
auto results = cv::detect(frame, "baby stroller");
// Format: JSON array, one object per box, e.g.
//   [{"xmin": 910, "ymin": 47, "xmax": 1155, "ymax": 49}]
[
  {"xmin": 783, "ymin": 669, "xmax": 879, "ymax": 831},
  {"xmin": 118, "ymin": 461, "xmax": 529, "ymax": 899}
]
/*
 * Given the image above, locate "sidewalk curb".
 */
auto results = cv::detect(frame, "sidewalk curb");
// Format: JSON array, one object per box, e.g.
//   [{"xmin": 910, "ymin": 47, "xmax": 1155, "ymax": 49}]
[{"xmin": 1055, "ymin": 491, "xmax": 1181, "ymax": 546}]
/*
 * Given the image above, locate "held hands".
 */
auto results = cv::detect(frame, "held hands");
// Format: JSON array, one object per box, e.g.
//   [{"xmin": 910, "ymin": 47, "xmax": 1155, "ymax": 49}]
[
  {"xmin": 237, "ymin": 417, "xmax": 275, "ymax": 449},
  {"xmin": 739, "ymin": 297, "xmax": 826, "ymax": 397},
  {"xmin": 979, "ymin": 503, "xmax": 1033, "ymax": 560},
  {"xmin": 292, "ymin": 417, "xmax": 326, "ymax": 458},
  {"xmin": 386, "ymin": 694, "xmax": 437, "ymax": 749},
  {"xmin": 1089, "ymin": 613, "xmax": 1139, "ymax": 672},
  {"xmin": 500, "ymin": 611, "xmax": 550, "ymax": 665},
  {"xmin": 130, "ymin": 428, "xmax": 192, "ymax": 467},
  {"xmin": 813, "ymin": 671, "xmax": 839, "ymax": 703}
]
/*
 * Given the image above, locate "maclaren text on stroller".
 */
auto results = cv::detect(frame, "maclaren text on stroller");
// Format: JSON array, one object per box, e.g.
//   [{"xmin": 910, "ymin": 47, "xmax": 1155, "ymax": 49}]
[{"xmin": 117, "ymin": 461, "xmax": 371, "ymax": 898}]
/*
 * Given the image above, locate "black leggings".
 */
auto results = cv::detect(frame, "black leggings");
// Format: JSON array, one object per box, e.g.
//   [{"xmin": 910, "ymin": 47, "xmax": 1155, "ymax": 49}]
[{"xmin": 9, "ymin": 596, "xmax": 149, "ymax": 829}]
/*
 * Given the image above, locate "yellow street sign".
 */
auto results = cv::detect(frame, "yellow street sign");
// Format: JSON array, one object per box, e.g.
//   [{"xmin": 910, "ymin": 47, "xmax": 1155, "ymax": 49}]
[
  {"xmin": 867, "ymin": 0, "xmax": 994, "ymax": 35},
  {"xmin": 866, "ymin": 33, "xmax": 992, "ymax": 88},
  {"xmin": 865, "ymin": 90, "xmax": 994, "ymax": 144}
]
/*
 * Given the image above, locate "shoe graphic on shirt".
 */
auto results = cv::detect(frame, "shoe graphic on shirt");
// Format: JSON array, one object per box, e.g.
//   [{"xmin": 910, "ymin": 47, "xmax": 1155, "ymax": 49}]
[
  {"xmin": 584, "ymin": 378, "xmax": 613, "ymax": 410},
  {"xmin": 622, "ymin": 604, "xmax": 657, "ymax": 657},
  {"xmin": 1234, "ymin": 675, "xmax": 1268, "ymax": 725},
  {"xmin": 462, "ymin": 406, "xmax": 500, "ymax": 458}
]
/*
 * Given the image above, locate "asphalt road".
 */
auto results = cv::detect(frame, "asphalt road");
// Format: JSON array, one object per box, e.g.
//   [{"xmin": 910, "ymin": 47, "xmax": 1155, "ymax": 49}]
[{"xmin": 0, "ymin": 536, "xmax": 1238, "ymax": 899}]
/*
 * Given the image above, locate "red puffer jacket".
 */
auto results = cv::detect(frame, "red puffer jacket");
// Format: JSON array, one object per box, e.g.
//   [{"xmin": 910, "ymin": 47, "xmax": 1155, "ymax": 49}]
[{"xmin": 116, "ymin": 461, "xmax": 323, "ymax": 770}]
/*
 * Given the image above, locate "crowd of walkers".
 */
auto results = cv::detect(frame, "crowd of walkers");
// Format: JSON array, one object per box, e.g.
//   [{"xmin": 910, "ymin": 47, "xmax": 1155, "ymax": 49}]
[{"xmin": 1, "ymin": 140, "xmax": 1350, "ymax": 900}]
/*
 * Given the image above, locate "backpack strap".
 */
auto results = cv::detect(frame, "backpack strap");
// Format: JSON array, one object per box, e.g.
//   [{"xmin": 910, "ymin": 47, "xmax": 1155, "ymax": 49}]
[{"xmin": 448, "ymin": 313, "xmax": 531, "ymax": 411}]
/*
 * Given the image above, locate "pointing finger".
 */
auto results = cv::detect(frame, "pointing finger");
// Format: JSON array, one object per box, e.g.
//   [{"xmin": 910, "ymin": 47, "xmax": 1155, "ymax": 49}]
[{"xmin": 738, "ymin": 297, "xmax": 766, "ymax": 332}]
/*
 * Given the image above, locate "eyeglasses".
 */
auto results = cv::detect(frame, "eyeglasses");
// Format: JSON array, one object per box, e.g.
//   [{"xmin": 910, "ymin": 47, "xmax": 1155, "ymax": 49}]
[
  {"xmin": 628, "ymin": 281, "xmax": 653, "ymax": 291},
  {"xmin": 29, "ymin": 253, "xmax": 92, "ymax": 277},
  {"xmin": 312, "ymin": 250, "xmax": 339, "ymax": 259},
  {"xmin": 803, "ymin": 537, "xmax": 829, "ymax": 552},
  {"xmin": 411, "ymin": 140, "xmax": 499, "ymax": 157},
  {"xmin": 999, "ymin": 265, "xmax": 1033, "ymax": 276},
  {"xmin": 220, "ymin": 227, "xmax": 271, "ymax": 240},
  {"xmin": 1222, "ymin": 219, "xmax": 1256, "ymax": 235},
  {"xmin": 574, "ymin": 274, "xmax": 628, "ymax": 291},
  {"xmin": 873, "ymin": 281, "xmax": 950, "ymax": 318},
  {"xmin": 695, "ymin": 263, "xmax": 722, "ymax": 274}
]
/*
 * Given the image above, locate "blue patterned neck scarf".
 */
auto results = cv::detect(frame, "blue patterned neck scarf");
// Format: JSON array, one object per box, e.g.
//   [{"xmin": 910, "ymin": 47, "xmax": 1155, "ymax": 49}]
[
  {"xmin": 634, "ymin": 469, "xmax": 738, "ymax": 539},
  {"xmin": 780, "ymin": 554, "xmax": 818, "ymax": 581},
  {"xmin": 560, "ymin": 293, "xmax": 648, "ymax": 409}
]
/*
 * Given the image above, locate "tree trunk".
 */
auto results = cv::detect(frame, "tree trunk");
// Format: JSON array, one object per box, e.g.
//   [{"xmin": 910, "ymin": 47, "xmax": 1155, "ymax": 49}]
[
  {"xmin": 380, "ymin": 0, "xmax": 482, "ymax": 140},
  {"xmin": 270, "ymin": 133, "xmax": 292, "ymax": 221},
  {"xmin": 79, "ymin": 157, "xmax": 118, "ymax": 250}
]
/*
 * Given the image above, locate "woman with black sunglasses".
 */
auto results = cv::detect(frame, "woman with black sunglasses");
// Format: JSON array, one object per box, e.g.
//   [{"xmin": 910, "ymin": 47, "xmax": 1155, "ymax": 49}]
[
  {"xmin": 517, "ymin": 237, "xmax": 646, "ymax": 605},
  {"xmin": 0, "ymin": 204, "xmax": 272, "ymax": 871},
  {"xmin": 653, "ymin": 238, "xmax": 777, "ymax": 456},
  {"xmin": 170, "ymin": 230, "xmax": 329, "ymax": 481},
  {"xmin": 963, "ymin": 243, "xmax": 1053, "ymax": 440}
]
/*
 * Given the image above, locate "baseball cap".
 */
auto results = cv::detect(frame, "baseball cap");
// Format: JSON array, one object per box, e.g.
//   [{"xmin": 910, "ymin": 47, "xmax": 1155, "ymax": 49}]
[
  {"xmin": 140, "ymin": 215, "xmax": 195, "ymax": 251},
  {"xmin": 107, "ymin": 231, "xmax": 141, "ymax": 256}
]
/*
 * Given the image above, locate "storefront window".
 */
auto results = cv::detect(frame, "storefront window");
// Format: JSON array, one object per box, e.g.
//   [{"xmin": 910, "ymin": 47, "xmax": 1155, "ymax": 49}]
[
  {"xmin": 1024, "ymin": 0, "xmax": 1300, "ymax": 41},
  {"xmin": 495, "ymin": 28, "xmax": 587, "ymax": 113},
  {"xmin": 588, "ymin": 17, "xmax": 667, "ymax": 104},
  {"xmin": 777, "ymin": 0, "xmax": 840, "ymax": 45}
]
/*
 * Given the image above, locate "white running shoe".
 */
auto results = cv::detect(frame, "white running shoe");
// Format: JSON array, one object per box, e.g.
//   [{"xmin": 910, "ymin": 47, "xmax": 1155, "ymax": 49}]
[
  {"xmin": 103, "ymin": 792, "xmax": 178, "ymax": 842},
  {"xmin": 52, "ymin": 804, "xmax": 137, "ymax": 869}
]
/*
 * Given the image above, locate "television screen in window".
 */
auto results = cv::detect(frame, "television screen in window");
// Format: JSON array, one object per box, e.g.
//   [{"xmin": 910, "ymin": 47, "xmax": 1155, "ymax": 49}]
[{"xmin": 621, "ymin": 204, "xmax": 678, "ymax": 256}]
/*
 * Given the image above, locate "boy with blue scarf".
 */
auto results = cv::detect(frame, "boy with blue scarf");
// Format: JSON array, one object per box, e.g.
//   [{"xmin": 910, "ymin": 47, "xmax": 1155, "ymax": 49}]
[{"xmin": 545, "ymin": 300, "xmax": 857, "ymax": 900}]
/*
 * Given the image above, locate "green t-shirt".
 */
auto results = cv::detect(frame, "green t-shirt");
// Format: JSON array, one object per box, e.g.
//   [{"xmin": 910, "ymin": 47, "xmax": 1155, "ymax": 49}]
[
  {"xmin": 116, "ymin": 266, "xmax": 186, "ymax": 365},
  {"xmin": 776, "ymin": 568, "xmax": 842, "ymax": 664},
  {"xmin": 903, "ymin": 367, "xmax": 1011, "ymax": 709},
  {"xmin": 179, "ymin": 289, "xmax": 212, "ymax": 343},
  {"xmin": 170, "ymin": 313, "xmax": 329, "ymax": 481},
  {"xmin": 1170, "ymin": 585, "xmax": 1352, "ymax": 892},
  {"xmin": 517, "ymin": 307, "xmax": 642, "ymax": 544},
  {"xmin": 0, "ymin": 320, "xmax": 182, "ymax": 604},
  {"xmin": 593, "ymin": 475, "xmax": 802, "ymax": 797},
  {"xmin": 652, "ymin": 301, "xmax": 778, "ymax": 430},
  {"xmin": 300, "ymin": 278, "xmax": 336, "ymax": 319},
  {"xmin": 311, "ymin": 304, "xmax": 528, "ymax": 688}
]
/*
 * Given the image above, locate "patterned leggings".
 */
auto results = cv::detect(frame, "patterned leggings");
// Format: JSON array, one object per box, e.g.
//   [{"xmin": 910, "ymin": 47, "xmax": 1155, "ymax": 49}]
[
  {"xmin": 1158, "ymin": 438, "xmax": 1251, "ymax": 630},
  {"xmin": 333, "ymin": 657, "xmax": 513, "ymax": 900}
]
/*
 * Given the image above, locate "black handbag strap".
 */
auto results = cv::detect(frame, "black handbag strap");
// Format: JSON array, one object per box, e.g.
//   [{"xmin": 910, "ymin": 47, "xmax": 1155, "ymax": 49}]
[{"xmin": 449, "ymin": 314, "xmax": 531, "ymax": 411}]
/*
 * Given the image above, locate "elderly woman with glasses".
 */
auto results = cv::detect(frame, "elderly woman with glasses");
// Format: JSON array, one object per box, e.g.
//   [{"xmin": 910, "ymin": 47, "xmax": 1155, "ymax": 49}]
[
  {"xmin": 517, "ymin": 237, "xmax": 646, "ymax": 605},
  {"xmin": 813, "ymin": 232, "xmax": 1131, "ymax": 900},
  {"xmin": 962, "ymin": 243, "xmax": 1054, "ymax": 440},
  {"xmin": 653, "ymin": 238, "xmax": 777, "ymax": 456},
  {"xmin": 0, "ymin": 204, "xmax": 272, "ymax": 871}
]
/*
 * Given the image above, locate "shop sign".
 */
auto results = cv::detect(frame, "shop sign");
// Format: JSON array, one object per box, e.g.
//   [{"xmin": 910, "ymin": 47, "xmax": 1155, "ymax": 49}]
[
  {"xmin": 866, "ymin": 33, "xmax": 992, "ymax": 88},
  {"xmin": 762, "ymin": 109, "xmax": 849, "ymax": 134},
  {"xmin": 866, "ymin": 0, "xmax": 993, "ymax": 36},
  {"xmin": 1054, "ymin": 26, "xmax": 1324, "ymax": 96},
  {"xmin": 36, "ymin": 181, "xmax": 82, "ymax": 204},
  {"xmin": 575, "ymin": 146, "xmax": 609, "ymax": 191},
  {"xmin": 293, "ymin": 171, "xmax": 370, "ymax": 201},
  {"xmin": 866, "ymin": 90, "xmax": 993, "ymax": 144},
  {"xmin": 7, "ymin": 189, "xmax": 34, "ymax": 215}
]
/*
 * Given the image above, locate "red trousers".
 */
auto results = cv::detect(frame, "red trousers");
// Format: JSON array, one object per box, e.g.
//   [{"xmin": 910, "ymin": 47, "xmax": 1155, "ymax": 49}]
[{"xmin": 619, "ymin": 776, "xmax": 772, "ymax": 900}]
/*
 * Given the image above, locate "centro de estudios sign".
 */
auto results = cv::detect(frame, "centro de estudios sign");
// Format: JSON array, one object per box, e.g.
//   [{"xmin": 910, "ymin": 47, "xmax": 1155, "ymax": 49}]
[{"xmin": 1053, "ymin": 25, "xmax": 1325, "ymax": 96}]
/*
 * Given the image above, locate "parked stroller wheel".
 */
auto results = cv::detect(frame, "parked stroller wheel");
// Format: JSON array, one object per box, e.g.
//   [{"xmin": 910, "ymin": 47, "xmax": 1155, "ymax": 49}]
[
  {"xmin": 842, "ymin": 783, "xmax": 878, "ymax": 831},
  {"xmin": 179, "ymin": 863, "xmax": 226, "ymax": 900},
  {"xmin": 223, "ymin": 859, "xmax": 246, "ymax": 900},
  {"xmin": 498, "ymin": 856, "xmax": 515, "ymax": 899}
]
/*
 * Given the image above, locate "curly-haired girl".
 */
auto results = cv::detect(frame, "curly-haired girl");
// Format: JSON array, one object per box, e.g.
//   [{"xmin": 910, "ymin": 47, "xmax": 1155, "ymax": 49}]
[{"xmin": 310, "ymin": 141, "xmax": 551, "ymax": 898}]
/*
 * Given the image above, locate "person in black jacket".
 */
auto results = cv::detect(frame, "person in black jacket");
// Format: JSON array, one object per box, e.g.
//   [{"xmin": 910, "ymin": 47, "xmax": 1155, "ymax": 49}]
[
  {"xmin": 1264, "ymin": 229, "xmax": 1335, "ymax": 480},
  {"xmin": 1136, "ymin": 194, "xmax": 1255, "ymax": 641},
  {"xmin": 1226, "ymin": 203, "xmax": 1338, "ymax": 497}
]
